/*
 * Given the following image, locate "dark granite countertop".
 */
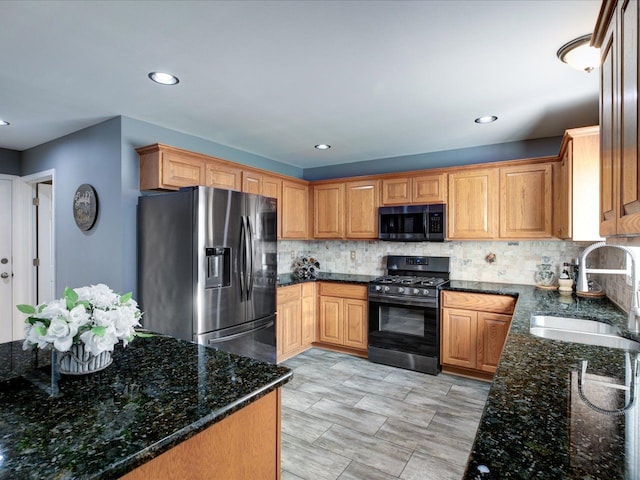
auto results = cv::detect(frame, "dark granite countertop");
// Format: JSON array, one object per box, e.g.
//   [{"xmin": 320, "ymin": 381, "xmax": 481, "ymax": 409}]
[
  {"xmin": 0, "ymin": 335, "xmax": 291, "ymax": 479},
  {"xmin": 277, "ymin": 272, "xmax": 377, "ymax": 287},
  {"xmin": 443, "ymin": 281, "xmax": 638, "ymax": 480}
]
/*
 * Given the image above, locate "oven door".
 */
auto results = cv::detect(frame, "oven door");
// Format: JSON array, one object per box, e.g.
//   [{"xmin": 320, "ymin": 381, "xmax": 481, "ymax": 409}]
[{"xmin": 368, "ymin": 295, "xmax": 439, "ymax": 360}]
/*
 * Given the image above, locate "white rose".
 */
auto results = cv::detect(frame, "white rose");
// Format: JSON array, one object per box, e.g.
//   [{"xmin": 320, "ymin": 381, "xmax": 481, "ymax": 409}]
[
  {"xmin": 23, "ymin": 321, "xmax": 49, "ymax": 350},
  {"xmin": 68, "ymin": 304, "xmax": 91, "ymax": 328},
  {"xmin": 44, "ymin": 317, "xmax": 78, "ymax": 352},
  {"xmin": 79, "ymin": 329, "xmax": 118, "ymax": 356},
  {"xmin": 37, "ymin": 299, "xmax": 69, "ymax": 321}
]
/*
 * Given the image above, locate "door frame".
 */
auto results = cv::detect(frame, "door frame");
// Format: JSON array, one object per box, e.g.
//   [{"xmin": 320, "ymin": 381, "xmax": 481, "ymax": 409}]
[{"xmin": 9, "ymin": 169, "xmax": 55, "ymax": 340}]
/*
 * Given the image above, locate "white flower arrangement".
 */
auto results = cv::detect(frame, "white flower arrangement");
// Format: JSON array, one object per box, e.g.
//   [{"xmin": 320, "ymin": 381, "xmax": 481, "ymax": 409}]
[{"xmin": 17, "ymin": 284, "xmax": 145, "ymax": 356}]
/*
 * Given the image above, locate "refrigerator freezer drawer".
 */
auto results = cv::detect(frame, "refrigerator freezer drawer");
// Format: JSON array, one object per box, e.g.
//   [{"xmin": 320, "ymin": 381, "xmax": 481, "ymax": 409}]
[{"xmin": 196, "ymin": 316, "xmax": 276, "ymax": 364}]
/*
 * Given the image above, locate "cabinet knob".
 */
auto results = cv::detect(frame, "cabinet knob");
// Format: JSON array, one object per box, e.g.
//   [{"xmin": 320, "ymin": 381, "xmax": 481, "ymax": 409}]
[{"xmin": 0, "ymin": 272, "xmax": 9, "ymax": 279}]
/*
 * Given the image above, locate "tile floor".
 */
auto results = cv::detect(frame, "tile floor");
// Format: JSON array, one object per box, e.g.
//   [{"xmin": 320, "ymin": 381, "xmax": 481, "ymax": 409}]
[{"xmin": 280, "ymin": 348, "xmax": 490, "ymax": 480}]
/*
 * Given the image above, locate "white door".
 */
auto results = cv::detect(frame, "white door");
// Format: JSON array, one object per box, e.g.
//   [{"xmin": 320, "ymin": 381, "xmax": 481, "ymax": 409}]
[
  {"xmin": 37, "ymin": 183, "xmax": 54, "ymax": 303},
  {"xmin": 0, "ymin": 179, "xmax": 13, "ymax": 342}
]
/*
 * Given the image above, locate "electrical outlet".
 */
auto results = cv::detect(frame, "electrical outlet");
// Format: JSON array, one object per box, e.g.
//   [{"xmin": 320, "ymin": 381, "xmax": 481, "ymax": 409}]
[
  {"xmin": 350, "ymin": 251, "xmax": 356, "ymax": 261},
  {"xmin": 290, "ymin": 251, "xmax": 295, "ymax": 259}
]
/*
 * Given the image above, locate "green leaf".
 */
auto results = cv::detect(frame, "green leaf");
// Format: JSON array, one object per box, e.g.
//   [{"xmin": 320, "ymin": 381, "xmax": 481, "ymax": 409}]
[
  {"xmin": 38, "ymin": 304, "xmax": 46, "ymax": 313},
  {"xmin": 120, "ymin": 292, "xmax": 132, "ymax": 304},
  {"xmin": 91, "ymin": 326, "xmax": 106, "ymax": 337},
  {"xmin": 134, "ymin": 332, "xmax": 154, "ymax": 338},
  {"xmin": 16, "ymin": 304, "xmax": 35, "ymax": 314},
  {"xmin": 34, "ymin": 325, "xmax": 47, "ymax": 337}
]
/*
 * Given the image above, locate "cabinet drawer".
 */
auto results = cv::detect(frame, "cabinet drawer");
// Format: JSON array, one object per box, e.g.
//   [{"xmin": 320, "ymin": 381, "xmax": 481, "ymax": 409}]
[
  {"xmin": 319, "ymin": 282, "xmax": 367, "ymax": 300},
  {"xmin": 441, "ymin": 291, "xmax": 515, "ymax": 315},
  {"xmin": 277, "ymin": 284, "xmax": 301, "ymax": 303}
]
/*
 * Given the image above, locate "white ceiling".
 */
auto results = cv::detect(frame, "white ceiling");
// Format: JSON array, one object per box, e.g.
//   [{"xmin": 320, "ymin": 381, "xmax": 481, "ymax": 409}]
[{"xmin": 0, "ymin": 0, "xmax": 602, "ymax": 169}]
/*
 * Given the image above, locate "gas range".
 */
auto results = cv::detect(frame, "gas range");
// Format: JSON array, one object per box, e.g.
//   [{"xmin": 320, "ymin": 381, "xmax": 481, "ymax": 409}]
[{"xmin": 369, "ymin": 275, "xmax": 447, "ymax": 298}]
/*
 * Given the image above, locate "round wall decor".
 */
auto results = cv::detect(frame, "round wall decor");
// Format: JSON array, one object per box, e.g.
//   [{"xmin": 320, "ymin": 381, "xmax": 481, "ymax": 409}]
[{"xmin": 73, "ymin": 184, "xmax": 98, "ymax": 231}]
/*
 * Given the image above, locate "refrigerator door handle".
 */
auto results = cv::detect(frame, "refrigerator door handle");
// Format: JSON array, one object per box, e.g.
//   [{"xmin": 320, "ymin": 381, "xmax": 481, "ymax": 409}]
[
  {"xmin": 246, "ymin": 216, "xmax": 254, "ymax": 300},
  {"xmin": 239, "ymin": 216, "xmax": 246, "ymax": 297},
  {"xmin": 206, "ymin": 319, "xmax": 274, "ymax": 344}
]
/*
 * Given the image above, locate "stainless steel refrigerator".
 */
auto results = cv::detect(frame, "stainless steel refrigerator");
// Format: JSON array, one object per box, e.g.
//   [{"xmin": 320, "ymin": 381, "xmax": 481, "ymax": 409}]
[{"xmin": 137, "ymin": 186, "xmax": 277, "ymax": 363}]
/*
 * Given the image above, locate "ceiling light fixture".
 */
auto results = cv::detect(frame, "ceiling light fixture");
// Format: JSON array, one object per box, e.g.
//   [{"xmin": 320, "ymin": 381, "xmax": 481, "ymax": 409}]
[
  {"xmin": 557, "ymin": 34, "xmax": 600, "ymax": 73},
  {"xmin": 0, "ymin": 120, "xmax": 9, "ymax": 126},
  {"xmin": 474, "ymin": 115, "xmax": 498, "ymax": 124},
  {"xmin": 148, "ymin": 72, "xmax": 180, "ymax": 85},
  {"xmin": 314, "ymin": 144, "xmax": 331, "ymax": 150}
]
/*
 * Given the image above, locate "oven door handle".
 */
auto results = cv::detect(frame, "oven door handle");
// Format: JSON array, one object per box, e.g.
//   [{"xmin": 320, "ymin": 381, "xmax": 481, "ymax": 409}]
[{"xmin": 368, "ymin": 294, "xmax": 438, "ymax": 308}]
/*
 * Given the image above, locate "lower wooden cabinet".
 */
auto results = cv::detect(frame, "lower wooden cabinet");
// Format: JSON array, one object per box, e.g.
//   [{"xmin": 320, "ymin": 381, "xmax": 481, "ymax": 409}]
[
  {"xmin": 440, "ymin": 290, "xmax": 515, "ymax": 379},
  {"xmin": 318, "ymin": 282, "xmax": 368, "ymax": 353},
  {"xmin": 276, "ymin": 283, "xmax": 315, "ymax": 362},
  {"xmin": 122, "ymin": 389, "xmax": 281, "ymax": 480}
]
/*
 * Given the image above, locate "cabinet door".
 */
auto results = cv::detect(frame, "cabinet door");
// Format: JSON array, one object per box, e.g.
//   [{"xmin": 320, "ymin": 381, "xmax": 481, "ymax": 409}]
[
  {"xmin": 242, "ymin": 171, "xmax": 262, "ymax": 195},
  {"xmin": 262, "ymin": 175, "xmax": 282, "ymax": 238},
  {"xmin": 441, "ymin": 308, "xmax": 477, "ymax": 369},
  {"xmin": 279, "ymin": 300, "xmax": 302, "ymax": 356},
  {"xmin": 476, "ymin": 312, "xmax": 511, "ymax": 374},
  {"xmin": 343, "ymin": 299, "xmax": 367, "ymax": 350},
  {"xmin": 600, "ymin": 14, "xmax": 618, "ymax": 236},
  {"xmin": 412, "ymin": 173, "xmax": 447, "ymax": 204},
  {"xmin": 345, "ymin": 180, "xmax": 379, "ymax": 239},
  {"xmin": 281, "ymin": 180, "xmax": 309, "ymax": 239},
  {"xmin": 499, "ymin": 163, "xmax": 553, "ymax": 238},
  {"xmin": 617, "ymin": 0, "xmax": 640, "ymax": 235},
  {"xmin": 319, "ymin": 296, "xmax": 343, "ymax": 345},
  {"xmin": 205, "ymin": 161, "xmax": 242, "ymax": 191},
  {"xmin": 448, "ymin": 168, "xmax": 499, "ymax": 239},
  {"xmin": 162, "ymin": 150, "xmax": 205, "ymax": 188},
  {"xmin": 313, "ymin": 183, "xmax": 345, "ymax": 238},
  {"xmin": 381, "ymin": 177, "xmax": 411, "ymax": 205},
  {"xmin": 301, "ymin": 283, "xmax": 316, "ymax": 346}
]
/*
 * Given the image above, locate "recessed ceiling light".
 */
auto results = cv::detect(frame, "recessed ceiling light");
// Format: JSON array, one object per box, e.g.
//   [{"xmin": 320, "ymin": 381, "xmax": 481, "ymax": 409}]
[
  {"xmin": 148, "ymin": 72, "xmax": 180, "ymax": 85},
  {"xmin": 314, "ymin": 144, "xmax": 331, "ymax": 150},
  {"xmin": 474, "ymin": 115, "xmax": 498, "ymax": 124},
  {"xmin": 0, "ymin": 120, "xmax": 9, "ymax": 126},
  {"xmin": 557, "ymin": 34, "xmax": 600, "ymax": 73}
]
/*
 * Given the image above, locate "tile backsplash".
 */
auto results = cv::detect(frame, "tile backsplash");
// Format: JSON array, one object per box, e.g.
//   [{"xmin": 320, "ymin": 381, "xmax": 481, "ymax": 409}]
[{"xmin": 278, "ymin": 239, "xmax": 587, "ymax": 285}]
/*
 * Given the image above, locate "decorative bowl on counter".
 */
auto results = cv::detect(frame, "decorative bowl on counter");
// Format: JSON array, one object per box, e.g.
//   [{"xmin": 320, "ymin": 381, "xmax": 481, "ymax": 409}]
[{"xmin": 293, "ymin": 255, "xmax": 320, "ymax": 279}]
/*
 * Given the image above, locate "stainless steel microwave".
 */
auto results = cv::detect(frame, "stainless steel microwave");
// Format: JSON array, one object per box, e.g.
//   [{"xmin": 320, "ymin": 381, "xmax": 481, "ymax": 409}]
[{"xmin": 378, "ymin": 204, "xmax": 446, "ymax": 242}]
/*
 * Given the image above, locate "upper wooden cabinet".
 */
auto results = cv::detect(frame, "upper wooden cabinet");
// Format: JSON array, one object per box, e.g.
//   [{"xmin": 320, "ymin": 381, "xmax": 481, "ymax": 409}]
[
  {"xmin": 138, "ymin": 144, "xmax": 205, "ymax": 190},
  {"xmin": 594, "ymin": 0, "xmax": 640, "ymax": 239},
  {"xmin": 381, "ymin": 173, "xmax": 447, "ymax": 205},
  {"xmin": 206, "ymin": 162, "xmax": 242, "ymax": 191},
  {"xmin": 448, "ymin": 168, "xmax": 499, "ymax": 239},
  {"xmin": 313, "ymin": 182, "xmax": 345, "ymax": 238},
  {"xmin": 448, "ymin": 161, "xmax": 555, "ymax": 240},
  {"xmin": 553, "ymin": 126, "xmax": 603, "ymax": 241},
  {"xmin": 312, "ymin": 179, "xmax": 379, "ymax": 239},
  {"xmin": 499, "ymin": 163, "xmax": 552, "ymax": 238},
  {"xmin": 281, "ymin": 180, "xmax": 310, "ymax": 239}
]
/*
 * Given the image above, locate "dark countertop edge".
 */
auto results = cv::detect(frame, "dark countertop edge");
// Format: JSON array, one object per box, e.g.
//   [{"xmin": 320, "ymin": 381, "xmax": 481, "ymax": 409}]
[
  {"xmin": 277, "ymin": 272, "xmax": 377, "ymax": 287},
  {"xmin": 441, "ymin": 280, "xmax": 523, "ymax": 298},
  {"xmin": 103, "ymin": 369, "xmax": 293, "ymax": 479}
]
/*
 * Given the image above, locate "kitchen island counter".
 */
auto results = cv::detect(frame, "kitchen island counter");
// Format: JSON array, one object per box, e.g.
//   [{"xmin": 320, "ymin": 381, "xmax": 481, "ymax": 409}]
[
  {"xmin": 444, "ymin": 281, "xmax": 637, "ymax": 479},
  {"xmin": 277, "ymin": 272, "xmax": 377, "ymax": 287},
  {"xmin": 0, "ymin": 335, "xmax": 292, "ymax": 479}
]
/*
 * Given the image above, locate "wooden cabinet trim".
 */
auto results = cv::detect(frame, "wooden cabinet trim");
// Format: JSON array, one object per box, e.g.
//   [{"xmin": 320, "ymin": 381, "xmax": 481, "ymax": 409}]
[
  {"xmin": 319, "ymin": 282, "xmax": 367, "ymax": 299},
  {"xmin": 441, "ymin": 291, "xmax": 515, "ymax": 314}
]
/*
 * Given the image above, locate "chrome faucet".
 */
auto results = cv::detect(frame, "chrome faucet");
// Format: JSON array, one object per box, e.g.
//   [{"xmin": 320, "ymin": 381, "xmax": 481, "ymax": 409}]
[{"xmin": 577, "ymin": 241, "xmax": 640, "ymax": 333}]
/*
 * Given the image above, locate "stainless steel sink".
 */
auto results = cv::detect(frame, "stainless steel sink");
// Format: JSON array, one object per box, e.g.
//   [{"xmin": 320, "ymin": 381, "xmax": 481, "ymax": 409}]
[{"xmin": 530, "ymin": 315, "xmax": 640, "ymax": 352}]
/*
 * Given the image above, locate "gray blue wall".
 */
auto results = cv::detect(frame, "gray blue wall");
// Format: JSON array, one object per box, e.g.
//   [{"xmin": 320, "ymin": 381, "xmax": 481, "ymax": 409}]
[
  {"xmin": 0, "ymin": 148, "xmax": 21, "ymax": 175},
  {"xmin": 303, "ymin": 136, "xmax": 563, "ymax": 180},
  {"xmin": 21, "ymin": 118, "xmax": 125, "ymax": 293}
]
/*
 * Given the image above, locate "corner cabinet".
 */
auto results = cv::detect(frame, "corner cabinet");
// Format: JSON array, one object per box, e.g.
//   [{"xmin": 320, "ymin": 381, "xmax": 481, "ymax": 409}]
[
  {"xmin": 594, "ymin": 0, "xmax": 640, "ymax": 239},
  {"xmin": 317, "ymin": 282, "xmax": 368, "ymax": 354},
  {"xmin": 440, "ymin": 290, "xmax": 516, "ymax": 380},
  {"xmin": 553, "ymin": 126, "xmax": 603, "ymax": 241},
  {"xmin": 311, "ymin": 179, "xmax": 379, "ymax": 239},
  {"xmin": 276, "ymin": 283, "xmax": 315, "ymax": 362}
]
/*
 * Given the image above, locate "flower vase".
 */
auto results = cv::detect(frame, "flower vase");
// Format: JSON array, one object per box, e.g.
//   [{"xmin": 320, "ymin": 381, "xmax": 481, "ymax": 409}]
[{"xmin": 58, "ymin": 343, "xmax": 112, "ymax": 375}]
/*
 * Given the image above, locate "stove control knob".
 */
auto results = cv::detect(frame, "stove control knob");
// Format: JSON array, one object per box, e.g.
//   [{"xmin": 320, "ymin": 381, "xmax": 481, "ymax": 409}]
[
  {"xmin": 398, "ymin": 287, "xmax": 405, "ymax": 293},
  {"xmin": 375, "ymin": 285, "xmax": 382, "ymax": 292},
  {"xmin": 412, "ymin": 288, "xmax": 420, "ymax": 295},
  {"xmin": 384, "ymin": 286, "xmax": 390, "ymax": 293},
  {"xmin": 423, "ymin": 289, "xmax": 430, "ymax": 296}
]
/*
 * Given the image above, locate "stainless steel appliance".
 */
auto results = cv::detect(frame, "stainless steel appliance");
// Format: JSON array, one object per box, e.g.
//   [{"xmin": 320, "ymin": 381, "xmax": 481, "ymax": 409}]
[
  {"xmin": 368, "ymin": 255, "xmax": 450, "ymax": 375},
  {"xmin": 137, "ymin": 186, "xmax": 277, "ymax": 363},
  {"xmin": 378, "ymin": 204, "xmax": 446, "ymax": 242}
]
